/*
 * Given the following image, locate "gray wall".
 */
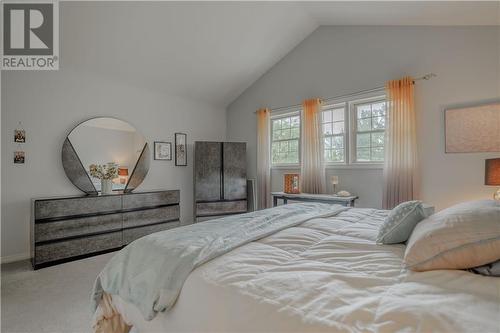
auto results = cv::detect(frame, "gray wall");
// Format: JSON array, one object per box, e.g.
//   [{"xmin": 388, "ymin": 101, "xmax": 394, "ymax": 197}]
[
  {"xmin": 227, "ymin": 26, "xmax": 500, "ymax": 210},
  {"xmin": 1, "ymin": 68, "xmax": 226, "ymax": 261}
]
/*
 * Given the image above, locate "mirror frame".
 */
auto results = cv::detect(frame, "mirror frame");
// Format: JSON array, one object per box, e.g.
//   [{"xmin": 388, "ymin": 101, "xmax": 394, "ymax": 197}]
[{"xmin": 61, "ymin": 117, "xmax": 150, "ymax": 195}]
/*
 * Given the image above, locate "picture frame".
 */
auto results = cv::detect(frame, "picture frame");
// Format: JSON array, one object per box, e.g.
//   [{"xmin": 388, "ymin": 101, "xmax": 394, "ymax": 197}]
[
  {"xmin": 175, "ymin": 133, "xmax": 187, "ymax": 166},
  {"xmin": 14, "ymin": 151, "xmax": 25, "ymax": 164},
  {"xmin": 154, "ymin": 141, "xmax": 172, "ymax": 160},
  {"xmin": 14, "ymin": 129, "xmax": 25, "ymax": 143}
]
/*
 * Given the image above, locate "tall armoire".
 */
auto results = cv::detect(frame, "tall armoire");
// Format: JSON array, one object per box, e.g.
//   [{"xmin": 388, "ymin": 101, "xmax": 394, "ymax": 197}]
[{"xmin": 194, "ymin": 141, "xmax": 247, "ymax": 221}]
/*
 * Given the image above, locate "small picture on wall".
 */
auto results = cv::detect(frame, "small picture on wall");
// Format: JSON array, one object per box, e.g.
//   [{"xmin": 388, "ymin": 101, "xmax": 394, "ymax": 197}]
[
  {"xmin": 14, "ymin": 151, "xmax": 25, "ymax": 164},
  {"xmin": 154, "ymin": 141, "xmax": 172, "ymax": 160},
  {"xmin": 175, "ymin": 133, "xmax": 187, "ymax": 166},
  {"xmin": 14, "ymin": 129, "xmax": 25, "ymax": 143}
]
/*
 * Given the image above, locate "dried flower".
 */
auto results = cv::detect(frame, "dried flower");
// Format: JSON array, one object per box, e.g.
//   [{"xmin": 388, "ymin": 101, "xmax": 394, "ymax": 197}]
[{"xmin": 89, "ymin": 162, "xmax": 118, "ymax": 180}]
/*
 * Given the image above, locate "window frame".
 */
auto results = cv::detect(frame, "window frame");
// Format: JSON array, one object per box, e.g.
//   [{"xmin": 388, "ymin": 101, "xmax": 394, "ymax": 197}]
[
  {"xmin": 348, "ymin": 95, "xmax": 387, "ymax": 165},
  {"xmin": 270, "ymin": 110, "xmax": 302, "ymax": 167},
  {"xmin": 321, "ymin": 102, "xmax": 348, "ymax": 166}
]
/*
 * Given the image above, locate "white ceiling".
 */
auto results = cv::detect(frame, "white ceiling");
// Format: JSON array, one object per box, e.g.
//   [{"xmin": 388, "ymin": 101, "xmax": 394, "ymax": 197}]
[{"xmin": 62, "ymin": 2, "xmax": 499, "ymax": 107}]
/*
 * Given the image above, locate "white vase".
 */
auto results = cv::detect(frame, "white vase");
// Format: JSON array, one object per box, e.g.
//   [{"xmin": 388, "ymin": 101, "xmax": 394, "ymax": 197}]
[{"xmin": 101, "ymin": 179, "xmax": 113, "ymax": 195}]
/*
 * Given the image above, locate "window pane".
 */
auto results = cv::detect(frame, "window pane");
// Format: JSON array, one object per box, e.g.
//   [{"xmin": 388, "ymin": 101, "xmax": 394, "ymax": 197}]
[
  {"xmin": 371, "ymin": 147, "xmax": 384, "ymax": 161},
  {"xmin": 272, "ymin": 129, "xmax": 281, "ymax": 140},
  {"xmin": 279, "ymin": 141, "xmax": 288, "ymax": 153},
  {"xmin": 357, "ymin": 104, "xmax": 371, "ymax": 119},
  {"xmin": 323, "ymin": 123, "xmax": 332, "ymax": 135},
  {"xmin": 281, "ymin": 117, "xmax": 291, "ymax": 128},
  {"xmin": 372, "ymin": 116, "xmax": 386, "ymax": 130},
  {"xmin": 291, "ymin": 116, "xmax": 300, "ymax": 128},
  {"xmin": 357, "ymin": 118, "xmax": 371, "ymax": 131},
  {"xmin": 332, "ymin": 108, "xmax": 344, "ymax": 121},
  {"xmin": 331, "ymin": 149, "xmax": 344, "ymax": 162},
  {"xmin": 357, "ymin": 133, "xmax": 370, "ymax": 148},
  {"xmin": 332, "ymin": 122, "xmax": 344, "ymax": 134},
  {"xmin": 371, "ymin": 132, "xmax": 385, "ymax": 146},
  {"xmin": 289, "ymin": 139, "xmax": 298, "ymax": 152},
  {"xmin": 357, "ymin": 148, "xmax": 370, "ymax": 161},
  {"xmin": 272, "ymin": 119, "xmax": 281, "ymax": 131},
  {"xmin": 287, "ymin": 151, "xmax": 298, "ymax": 163},
  {"xmin": 324, "ymin": 137, "xmax": 332, "ymax": 149},
  {"xmin": 332, "ymin": 136, "xmax": 343, "ymax": 149},
  {"xmin": 372, "ymin": 102, "xmax": 386, "ymax": 117},
  {"xmin": 322, "ymin": 111, "xmax": 332, "ymax": 123},
  {"xmin": 324, "ymin": 149, "xmax": 332, "ymax": 161},
  {"xmin": 291, "ymin": 127, "xmax": 300, "ymax": 138}
]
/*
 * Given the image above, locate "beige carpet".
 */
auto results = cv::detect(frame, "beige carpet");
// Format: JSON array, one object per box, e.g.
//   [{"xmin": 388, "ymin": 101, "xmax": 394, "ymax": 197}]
[{"xmin": 1, "ymin": 252, "xmax": 115, "ymax": 333}]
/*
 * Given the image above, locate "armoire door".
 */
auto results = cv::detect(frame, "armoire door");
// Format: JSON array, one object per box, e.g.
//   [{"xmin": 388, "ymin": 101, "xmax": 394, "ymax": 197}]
[
  {"xmin": 194, "ymin": 142, "xmax": 222, "ymax": 202},
  {"xmin": 223, "ymin": 142, "xmax": 247, "ymax": 200}
]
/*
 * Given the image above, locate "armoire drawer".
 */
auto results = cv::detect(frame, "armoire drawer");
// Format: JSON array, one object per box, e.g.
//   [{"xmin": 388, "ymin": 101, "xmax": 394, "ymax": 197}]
[
  {"xmin": 196, "ymin": 200, "xmax": 247, "ymax": 216},
  {"xmin": 122, "ymin": 205, "xmax": 179, "ymax": 229},
  {"xmin": 34, "ymin": 231, "xmax": 122, "ymax": 265},
  {"xmin": 123, "ymin": 221, "xmax": 180, "ymax": 244},
  {"xmin": 122, "ymin": 190, "xmax": 180, "ymax": 210},
  {"xmin": 35, "ymin": 213, "xmax": 122, "ymax": 242}
]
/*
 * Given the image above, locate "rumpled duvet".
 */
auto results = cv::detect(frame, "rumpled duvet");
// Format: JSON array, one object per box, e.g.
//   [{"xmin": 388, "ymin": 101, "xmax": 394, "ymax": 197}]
[{"xmin": 91, "ymin": 202, "xmax": 349, "ymax": 320}]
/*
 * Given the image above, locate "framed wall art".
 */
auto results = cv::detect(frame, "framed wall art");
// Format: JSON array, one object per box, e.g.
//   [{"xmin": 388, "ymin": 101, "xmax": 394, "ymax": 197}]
[
  {"xmin": 445, "ymin": 102, "xmax": 500, "ymax": 153},
  {"xmin": 175, "ymin": 133, "xmax": 187, "ymax": 166},
  {"xmin": 154, "ymin": 141, "xmax": 172, "ymax": 160}
]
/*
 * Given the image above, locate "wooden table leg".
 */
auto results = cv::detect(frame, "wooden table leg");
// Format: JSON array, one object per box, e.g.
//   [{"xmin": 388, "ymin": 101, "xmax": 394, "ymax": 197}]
[{"xmin": 273, "ymin": 196, "xmax": 278, "ymax": 207}]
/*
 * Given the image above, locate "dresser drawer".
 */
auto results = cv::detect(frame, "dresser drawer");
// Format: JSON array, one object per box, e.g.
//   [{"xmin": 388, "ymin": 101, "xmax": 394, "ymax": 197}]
[
  {"xmin": 123, "ymin": 221, "xmax": 180, "ymax": 244},
  {"xmin": 122, "ymin": 206, "xmax": 179, "ymax": 229},
  {"xmin": 35, "ymin": 196, "xmax": 122, "ymax": 220},
  {"xmin": 34, "ymin": 213, "xmax": 122, "ymax": 242},
  {"xmin": 34, "ymin": 231, "xmax": 122, "ymax": 264},
  {"xmin": 122, "ymin": 191, "xmax": 179, "ymax": 210},
  {"xmin": 196, "ymin": 200, "xmax": 247, "ymax": 217}
]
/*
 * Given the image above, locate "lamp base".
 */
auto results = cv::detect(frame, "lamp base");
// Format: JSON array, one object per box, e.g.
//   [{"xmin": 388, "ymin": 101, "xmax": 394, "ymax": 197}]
[{"xmin": 494, "ymin": 188, "xmax": 500, "ymax": 201}]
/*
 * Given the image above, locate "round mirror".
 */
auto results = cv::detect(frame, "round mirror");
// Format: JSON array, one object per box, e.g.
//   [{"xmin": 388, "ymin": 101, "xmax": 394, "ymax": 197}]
[{"xmin": 62, "ymin": 117, "xmax": 149, "ymax": 195}]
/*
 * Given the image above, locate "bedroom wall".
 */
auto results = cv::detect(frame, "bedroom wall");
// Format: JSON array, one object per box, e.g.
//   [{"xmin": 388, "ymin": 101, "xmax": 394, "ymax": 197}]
[
  {"xmin": 1, "ymin": 68, "xmax": 226, "ymax": 262},
  {"xmin": 227, "ymin": 26, "xmax": 500, "ymax": 210}
]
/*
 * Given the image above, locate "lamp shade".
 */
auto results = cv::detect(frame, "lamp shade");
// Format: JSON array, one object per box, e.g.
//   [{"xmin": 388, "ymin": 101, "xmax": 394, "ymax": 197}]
[
  {"xmin": 485, "ymin": 158, "xmax": 500, "ymax": 186},
  {"xmin": 118, "ymin": 167, "xmax": 129, "ymax": 176}
]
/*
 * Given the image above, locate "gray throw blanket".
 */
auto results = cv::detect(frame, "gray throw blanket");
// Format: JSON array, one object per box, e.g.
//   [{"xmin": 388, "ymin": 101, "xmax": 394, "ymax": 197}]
[{"xmin": 91, "ymin": 202, "xmax": 349, "ymax": 320}]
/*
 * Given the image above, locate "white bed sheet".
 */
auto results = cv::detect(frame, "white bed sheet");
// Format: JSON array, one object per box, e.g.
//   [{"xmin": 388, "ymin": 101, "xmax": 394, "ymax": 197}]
[{"xmin": 112, "ymin": 208, "xmax": 500, "ymax": 332}]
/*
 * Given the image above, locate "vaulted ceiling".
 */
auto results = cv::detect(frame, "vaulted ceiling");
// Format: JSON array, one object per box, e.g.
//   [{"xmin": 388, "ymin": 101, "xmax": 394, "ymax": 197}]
[{"xmin": 61, "ymin": 1, "xmax": 499, "ymax": 107}]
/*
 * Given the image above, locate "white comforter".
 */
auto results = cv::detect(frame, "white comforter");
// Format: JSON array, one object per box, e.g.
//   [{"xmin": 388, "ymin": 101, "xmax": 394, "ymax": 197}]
[{"xmin": 113, "ymin": 208, "xmax": 500, "ymax": 332}]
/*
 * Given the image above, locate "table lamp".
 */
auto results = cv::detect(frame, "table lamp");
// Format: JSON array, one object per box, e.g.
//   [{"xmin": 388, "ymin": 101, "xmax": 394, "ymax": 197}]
[
  {"xmin": 331, "ymin": 176, "xmax": 339, "ymax": 194},
  {"xmin": 118, "ymin": 167, "xmax": 129, "ymax": 184},
  {"xmin": 485, "ymin": 158, "xmax": 500, "ymax": 200}
]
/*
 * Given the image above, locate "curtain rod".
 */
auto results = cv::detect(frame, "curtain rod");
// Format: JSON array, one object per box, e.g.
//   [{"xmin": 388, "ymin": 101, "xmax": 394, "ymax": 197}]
[{"xmin": 255, "ymin": 73, "xmax": 437, "ymax": 114}]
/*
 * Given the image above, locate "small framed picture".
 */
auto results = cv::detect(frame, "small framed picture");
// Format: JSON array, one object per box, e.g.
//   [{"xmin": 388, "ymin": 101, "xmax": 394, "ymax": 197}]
[
  {"xmin": 14, "ymin": 129, "xmax": 25, "ymax": 143},
  {"xmin": 175, "ymin": 133, "xmax": 187, "ymax": 166},
  {"xmin": 154, "ymin": 141, "xmax": 172, "ymax": 160},
  {"xmin": 14, "ymin": 151, "xmax": 25, "ymax": 164}
]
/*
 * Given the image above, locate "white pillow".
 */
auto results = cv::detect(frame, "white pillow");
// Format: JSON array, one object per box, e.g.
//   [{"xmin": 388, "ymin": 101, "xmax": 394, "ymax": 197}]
[{"xmin": 404, "ymin": 200, "xmax": 500, "ymax": 271}]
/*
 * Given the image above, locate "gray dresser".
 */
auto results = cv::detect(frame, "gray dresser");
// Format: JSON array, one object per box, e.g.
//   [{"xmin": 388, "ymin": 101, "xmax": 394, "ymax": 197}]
[
  {"xmin": 31, "ymin": 190, "xmax": 180, "ymax": 269},
  {"xmin": 194, "ymin": 142, "xmax": 247, "ymax": 221}
]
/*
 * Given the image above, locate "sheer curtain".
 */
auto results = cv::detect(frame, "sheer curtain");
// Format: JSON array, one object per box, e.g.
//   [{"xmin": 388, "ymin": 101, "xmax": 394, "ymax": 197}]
[
  {"xmin": 256, "ymin": 108, "xmax": 271, "ymax": 209},
  {"xmin": 383, "ymin": 77, "xmax": 418, "ymax": 209},
  {"xmin": 301, "ymin": 98, "xmax": 325, "ymax": 194}
]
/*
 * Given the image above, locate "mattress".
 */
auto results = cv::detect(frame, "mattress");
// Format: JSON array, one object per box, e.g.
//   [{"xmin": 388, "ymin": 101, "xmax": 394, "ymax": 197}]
[{"xmin": 111, "ymin": 207, "xmax": 500, "ymax": 332}]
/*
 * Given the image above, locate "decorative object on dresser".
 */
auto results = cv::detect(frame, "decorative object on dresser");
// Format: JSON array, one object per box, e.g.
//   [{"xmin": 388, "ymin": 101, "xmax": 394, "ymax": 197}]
[
  {"xmin": 175, "ymin": 133, "xmax": 187, "ymax": 166},
  {"xmin": 62, "ymin": 117, "xmax": 150, "ymax": 195},
  {"xmin": 89, "ymin": 163, "xmax": 119, "ymax": 195},
  {"xmin": 331, "ymin": 176, "xmax": 339, "ymax": 194},
  {"xmin": 283, "ymin": 174, "xmax": 300, "ymax": 194},
  {"xmin": 445, "ymin": 101, "xmax": 500, "ymax": 153},
  {"xmin": 271, "ymin": 191, "xmax": 358, "ymax": 207},
  {"xmin": 485, "ymin": 158, "xmax": 500, "ymax": 200},
  {"xmin": 31, "ymin": 190, "xmax": 180, "ymax": 269},
  {"xmin": 154, "ymin": 141, "xmax": 172, "ymax": 160},
  {"xmin": 194, "ymin": 141, "xmax": 247, "ymax": 222}
]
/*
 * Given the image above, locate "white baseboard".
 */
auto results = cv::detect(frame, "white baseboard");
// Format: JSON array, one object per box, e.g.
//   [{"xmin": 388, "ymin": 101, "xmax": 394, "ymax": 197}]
[{"xmin": 1, "ymin": 252, "xmax": 30, "ymax": 264}]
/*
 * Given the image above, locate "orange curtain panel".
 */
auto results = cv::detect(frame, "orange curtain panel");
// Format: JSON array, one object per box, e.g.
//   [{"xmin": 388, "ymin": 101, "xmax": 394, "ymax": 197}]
[
  {"xmin": 383, "ymin": 77, "xmax": 418, "ymax": 209},
  {"xmin": 301, "ymin": 98, "xmax": 325, "ymax": 194},
  {"xmin": 256, "ymin": 108, "xmax": 272, "ymax": 209}
]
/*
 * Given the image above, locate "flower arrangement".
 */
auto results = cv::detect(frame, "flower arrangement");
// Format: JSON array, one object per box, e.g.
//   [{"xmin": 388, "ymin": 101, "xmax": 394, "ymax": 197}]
[{"xmin": 89, "ymin": 163, "xmax": 118, "ymax": 180}]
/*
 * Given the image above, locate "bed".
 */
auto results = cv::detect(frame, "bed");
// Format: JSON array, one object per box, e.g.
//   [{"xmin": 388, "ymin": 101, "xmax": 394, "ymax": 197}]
[{"xmin": 92, "ymin": 203, "xmax": 500, "ymax": 333}]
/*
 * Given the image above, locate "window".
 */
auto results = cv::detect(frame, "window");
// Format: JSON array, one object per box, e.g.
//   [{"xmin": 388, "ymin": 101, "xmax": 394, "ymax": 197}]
[
  {"xmin": 322, "ymin": 104, "xmax": 346, "ymax": 163},
  {"xmin": 271, "ymin": 114, "xmax": 300, "ymax": 165},
  {"xmin": 352, "ymin": 99, "xmax": 386, "ymax": 162}
]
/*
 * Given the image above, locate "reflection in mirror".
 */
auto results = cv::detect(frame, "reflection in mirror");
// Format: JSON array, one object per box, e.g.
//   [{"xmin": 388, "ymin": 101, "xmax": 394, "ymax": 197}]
[{"xmin": 64, "ymin": 117, "xmax": 148, "ymax": 194}]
